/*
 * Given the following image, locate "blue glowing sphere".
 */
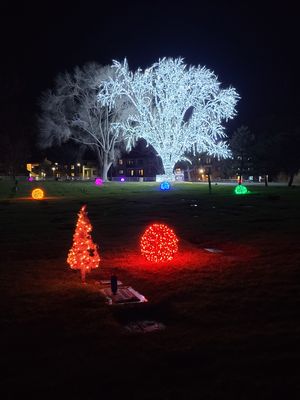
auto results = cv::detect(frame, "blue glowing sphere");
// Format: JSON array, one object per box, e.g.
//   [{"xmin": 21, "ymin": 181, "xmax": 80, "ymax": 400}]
[{"xmin": 160, "ymin": 181, "xmax": 171, "ymax": 191}]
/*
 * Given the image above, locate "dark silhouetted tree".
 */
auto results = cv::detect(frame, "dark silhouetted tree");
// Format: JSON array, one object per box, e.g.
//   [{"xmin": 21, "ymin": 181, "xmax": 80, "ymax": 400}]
[
  {"xmin": 0, "ymin": 73, "xmax": 32, "ymax": 176},
  {"xmin": 230, "ymin": 125, "xmax": 255, "ymax": 184}
]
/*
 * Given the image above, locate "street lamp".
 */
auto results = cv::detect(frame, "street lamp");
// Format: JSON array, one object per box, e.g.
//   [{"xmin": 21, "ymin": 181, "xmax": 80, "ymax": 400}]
[
  {"xmin": 198, "ymin": 168, "xmax": 204, "ymax": 181},
  {"xmin": 77, "ymin": 163, "xmax": 81, "ymax": 178}
]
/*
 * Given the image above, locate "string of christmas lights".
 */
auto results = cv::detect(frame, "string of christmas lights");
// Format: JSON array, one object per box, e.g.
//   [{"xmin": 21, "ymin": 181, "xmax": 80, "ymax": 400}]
[
  {"xmin": 67, "ymin": 205, "xmax": 100, "ymax": 282},
  {"xmin": 98, "ymin": 58, "xmax": 239, "ymax": 180},
  {"xmin": 32, "ymin": 188, "xmax": 44, "ymax": 200},
  {"xmin": 140, "ymin": 223, "xmax": 179, "ymax": 262}
]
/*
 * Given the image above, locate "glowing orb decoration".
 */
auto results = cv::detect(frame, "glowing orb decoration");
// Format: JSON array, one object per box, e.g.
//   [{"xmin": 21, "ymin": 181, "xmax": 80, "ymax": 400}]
[
  {"xmin": 31, "ymin": 188, "xmax": 44, "ymax": 200},
  {"xmin": 234, "ymin": 185, "xmax": 248, "ymax": 195},
  {"xmin": 95, "ymin": 177, "xmax": 103, "ymax": 186},
  {"xmin": 141, "ymin": 223, "xmax": 179, "ymax": 262},
  {"xmin": 28, "ymin": 176, "xmax": 34, "ymax": 182},
  {"xmin": 120, "ymin": 177, "xmax": 125, "ymax": 182},
  {"xmin": 160, "ymin": 181, "xmax": 170, "ymax": 191}
]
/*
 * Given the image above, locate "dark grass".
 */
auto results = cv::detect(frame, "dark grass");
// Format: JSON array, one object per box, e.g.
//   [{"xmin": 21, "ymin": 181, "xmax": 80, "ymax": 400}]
[{"xmin": 1, "ymin": 180, "xmax": 300, "ymax": 399}]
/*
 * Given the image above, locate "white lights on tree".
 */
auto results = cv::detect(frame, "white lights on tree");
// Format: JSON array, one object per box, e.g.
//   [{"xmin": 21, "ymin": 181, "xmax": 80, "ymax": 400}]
[
  {"xmin": 98, "ymin": 58, "xmax": 240, "ymax": 180},
  {"xmin": 38, "ymin": 63, "xmax": 129, "ymax": 181}
]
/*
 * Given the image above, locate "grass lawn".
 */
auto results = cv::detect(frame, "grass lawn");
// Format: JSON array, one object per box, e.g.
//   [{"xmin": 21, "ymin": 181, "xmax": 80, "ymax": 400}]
[{"xmin": 1, "ymin": 180, "xmax": 300, "ymax": 399}]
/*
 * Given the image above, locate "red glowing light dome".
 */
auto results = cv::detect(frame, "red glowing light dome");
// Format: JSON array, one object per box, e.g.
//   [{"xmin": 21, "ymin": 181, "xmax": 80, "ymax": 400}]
[{"xmin": 140, "ymin": 223, "xmax": 179, "ymax": 262}]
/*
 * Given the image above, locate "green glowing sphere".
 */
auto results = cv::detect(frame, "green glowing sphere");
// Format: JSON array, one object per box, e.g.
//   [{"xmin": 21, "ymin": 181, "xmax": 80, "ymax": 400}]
[{"xmin": 234, "ymin": 185, "xmax": 248, "ymax": 195}]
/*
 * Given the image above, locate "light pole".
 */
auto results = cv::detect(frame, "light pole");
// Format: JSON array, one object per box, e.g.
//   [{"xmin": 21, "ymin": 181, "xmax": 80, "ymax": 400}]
[
  {"xmin": 199, "ymin": 168, "xmax": 204, "ymax": 181},
  {"xmin": 77, "ymin": 163, "xmax": 81, "ymax": 179}
]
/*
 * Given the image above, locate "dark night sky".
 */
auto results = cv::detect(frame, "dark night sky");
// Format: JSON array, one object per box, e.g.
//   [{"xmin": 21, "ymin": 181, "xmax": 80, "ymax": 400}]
[{"xmin": 0, "ymin": 1, "xmax": 299, "ymax": 130}]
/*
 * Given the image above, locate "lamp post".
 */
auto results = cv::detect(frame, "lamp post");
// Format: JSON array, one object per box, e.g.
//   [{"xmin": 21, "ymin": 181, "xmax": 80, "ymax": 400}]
[
  {"xmin": 199, "ymin": 168, "xmax": 204, "ymax": 181},
  {"xmin": 77, "ymin": 163, "xmax": 81, "ymax": 179},
  {"xmin": 206, "ymin": 167, "xmax": 212, "ymax": 194}
]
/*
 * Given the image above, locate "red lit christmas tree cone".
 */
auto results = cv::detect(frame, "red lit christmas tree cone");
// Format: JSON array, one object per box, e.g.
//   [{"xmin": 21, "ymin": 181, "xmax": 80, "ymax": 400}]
[{"xmin": 67, "ymin": 205, "xmax": 100, "ymax": 282}]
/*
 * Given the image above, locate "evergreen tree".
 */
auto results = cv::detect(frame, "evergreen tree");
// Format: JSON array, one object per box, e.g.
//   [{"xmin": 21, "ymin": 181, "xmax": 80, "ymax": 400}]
[{"xmin": 67, "ymin": 205, "xmax": 100, "ymax": 282}]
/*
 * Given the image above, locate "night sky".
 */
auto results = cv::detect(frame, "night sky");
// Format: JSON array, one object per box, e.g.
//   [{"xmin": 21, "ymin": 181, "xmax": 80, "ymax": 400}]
[{"xmin": 0, "ymin": 1, "xmax": 299, "ymax": 134}]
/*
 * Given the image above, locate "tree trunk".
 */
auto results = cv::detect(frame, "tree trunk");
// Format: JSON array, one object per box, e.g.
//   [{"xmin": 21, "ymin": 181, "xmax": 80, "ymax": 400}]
[
  {"xmin": 207, "ymin": 172, "xmax": 212, "ymax": 194},
  {"xmin": 264, "ymin": 174, "xmax": 268, "ymax": 187},
  {"xmin": 186, "ymin": 167, "xmax": 191, "ymax": 182},
  {"xmin": 95, "ymin": 147, "xmax": 103, "ymax": 177},
  {"xmin": 102, "ymin": 152, "xmax": 112, "ymax": 182},
  {"xmin": 288, "ymin": 173, "xmax": 294, "ymax": 187},
  {"xmin": 95, "ymin": 148, "xmax": 113, "ymax": 182},
  {"xmin": 161, "ymin": 159, "xmax": 175, "ymax": 181}
]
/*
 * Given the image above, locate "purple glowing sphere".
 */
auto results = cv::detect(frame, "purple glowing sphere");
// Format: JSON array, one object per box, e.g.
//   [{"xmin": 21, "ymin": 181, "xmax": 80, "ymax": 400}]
[
  {"xmin": 120, "ymin": 177, "xmax": 125, "ymax": 182},
  {"xmin": 95, "ymin": 177, "xmax": 103, "ymax": 186},
  {"xmin": 28, "ymin": 176, "xmax": 34, "ymax": 182}
]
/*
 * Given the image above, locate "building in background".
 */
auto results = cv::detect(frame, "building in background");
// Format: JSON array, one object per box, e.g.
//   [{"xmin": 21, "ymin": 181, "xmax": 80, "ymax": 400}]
[{"xmin": 25, "ymin": 158, "xmax": 98, "ymax": 180}]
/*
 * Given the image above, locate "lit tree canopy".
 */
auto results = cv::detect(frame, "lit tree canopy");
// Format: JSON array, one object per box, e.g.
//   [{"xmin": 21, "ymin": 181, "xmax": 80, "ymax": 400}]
[
  {"xmin": 38, "ymin": 63, "xmax": 129, "ymax": 181},
  {"xmin": 98, "ymin": 58, "xmax": 240, "ymax": 179}
]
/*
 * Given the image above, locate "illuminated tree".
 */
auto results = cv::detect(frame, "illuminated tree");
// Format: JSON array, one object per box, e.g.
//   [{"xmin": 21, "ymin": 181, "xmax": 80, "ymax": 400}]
[
  {"xmin": 67, "ymin": 205, "xmax": 100, "ymax": 282},
  {"xmin": 98, "ymin": 58, "xmax": 239, "ymax": 180},
  {"xmin": 38, "ymin": 63, "xmax": 129, "ymax": 181}
]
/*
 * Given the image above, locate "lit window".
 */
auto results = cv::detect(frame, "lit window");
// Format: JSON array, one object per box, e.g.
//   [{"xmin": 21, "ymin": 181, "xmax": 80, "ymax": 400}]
[
  {"xmin": 119, "ymin": 159, "xmax": 123, "ymax": 165},
  {"xmin": 138, "ymin": 169, "xmax": 144, "ymax": 176},
  {"xmin": 130, "ymin": 170, "xmax": 134, "ymax": 176},
  {"xmin": 119, "ymin": 170, "xmax": 124, "ymax": 174}
]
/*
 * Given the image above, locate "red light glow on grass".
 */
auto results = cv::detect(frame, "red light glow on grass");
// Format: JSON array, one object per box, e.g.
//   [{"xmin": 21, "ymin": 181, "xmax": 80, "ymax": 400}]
[
  {"xmin": 103, "ymin": 242, "xmax": 258, "ymax": 274},
  {"xmin": 140, "ymin": 223, "xmax": 179, "ymax": 263}
]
